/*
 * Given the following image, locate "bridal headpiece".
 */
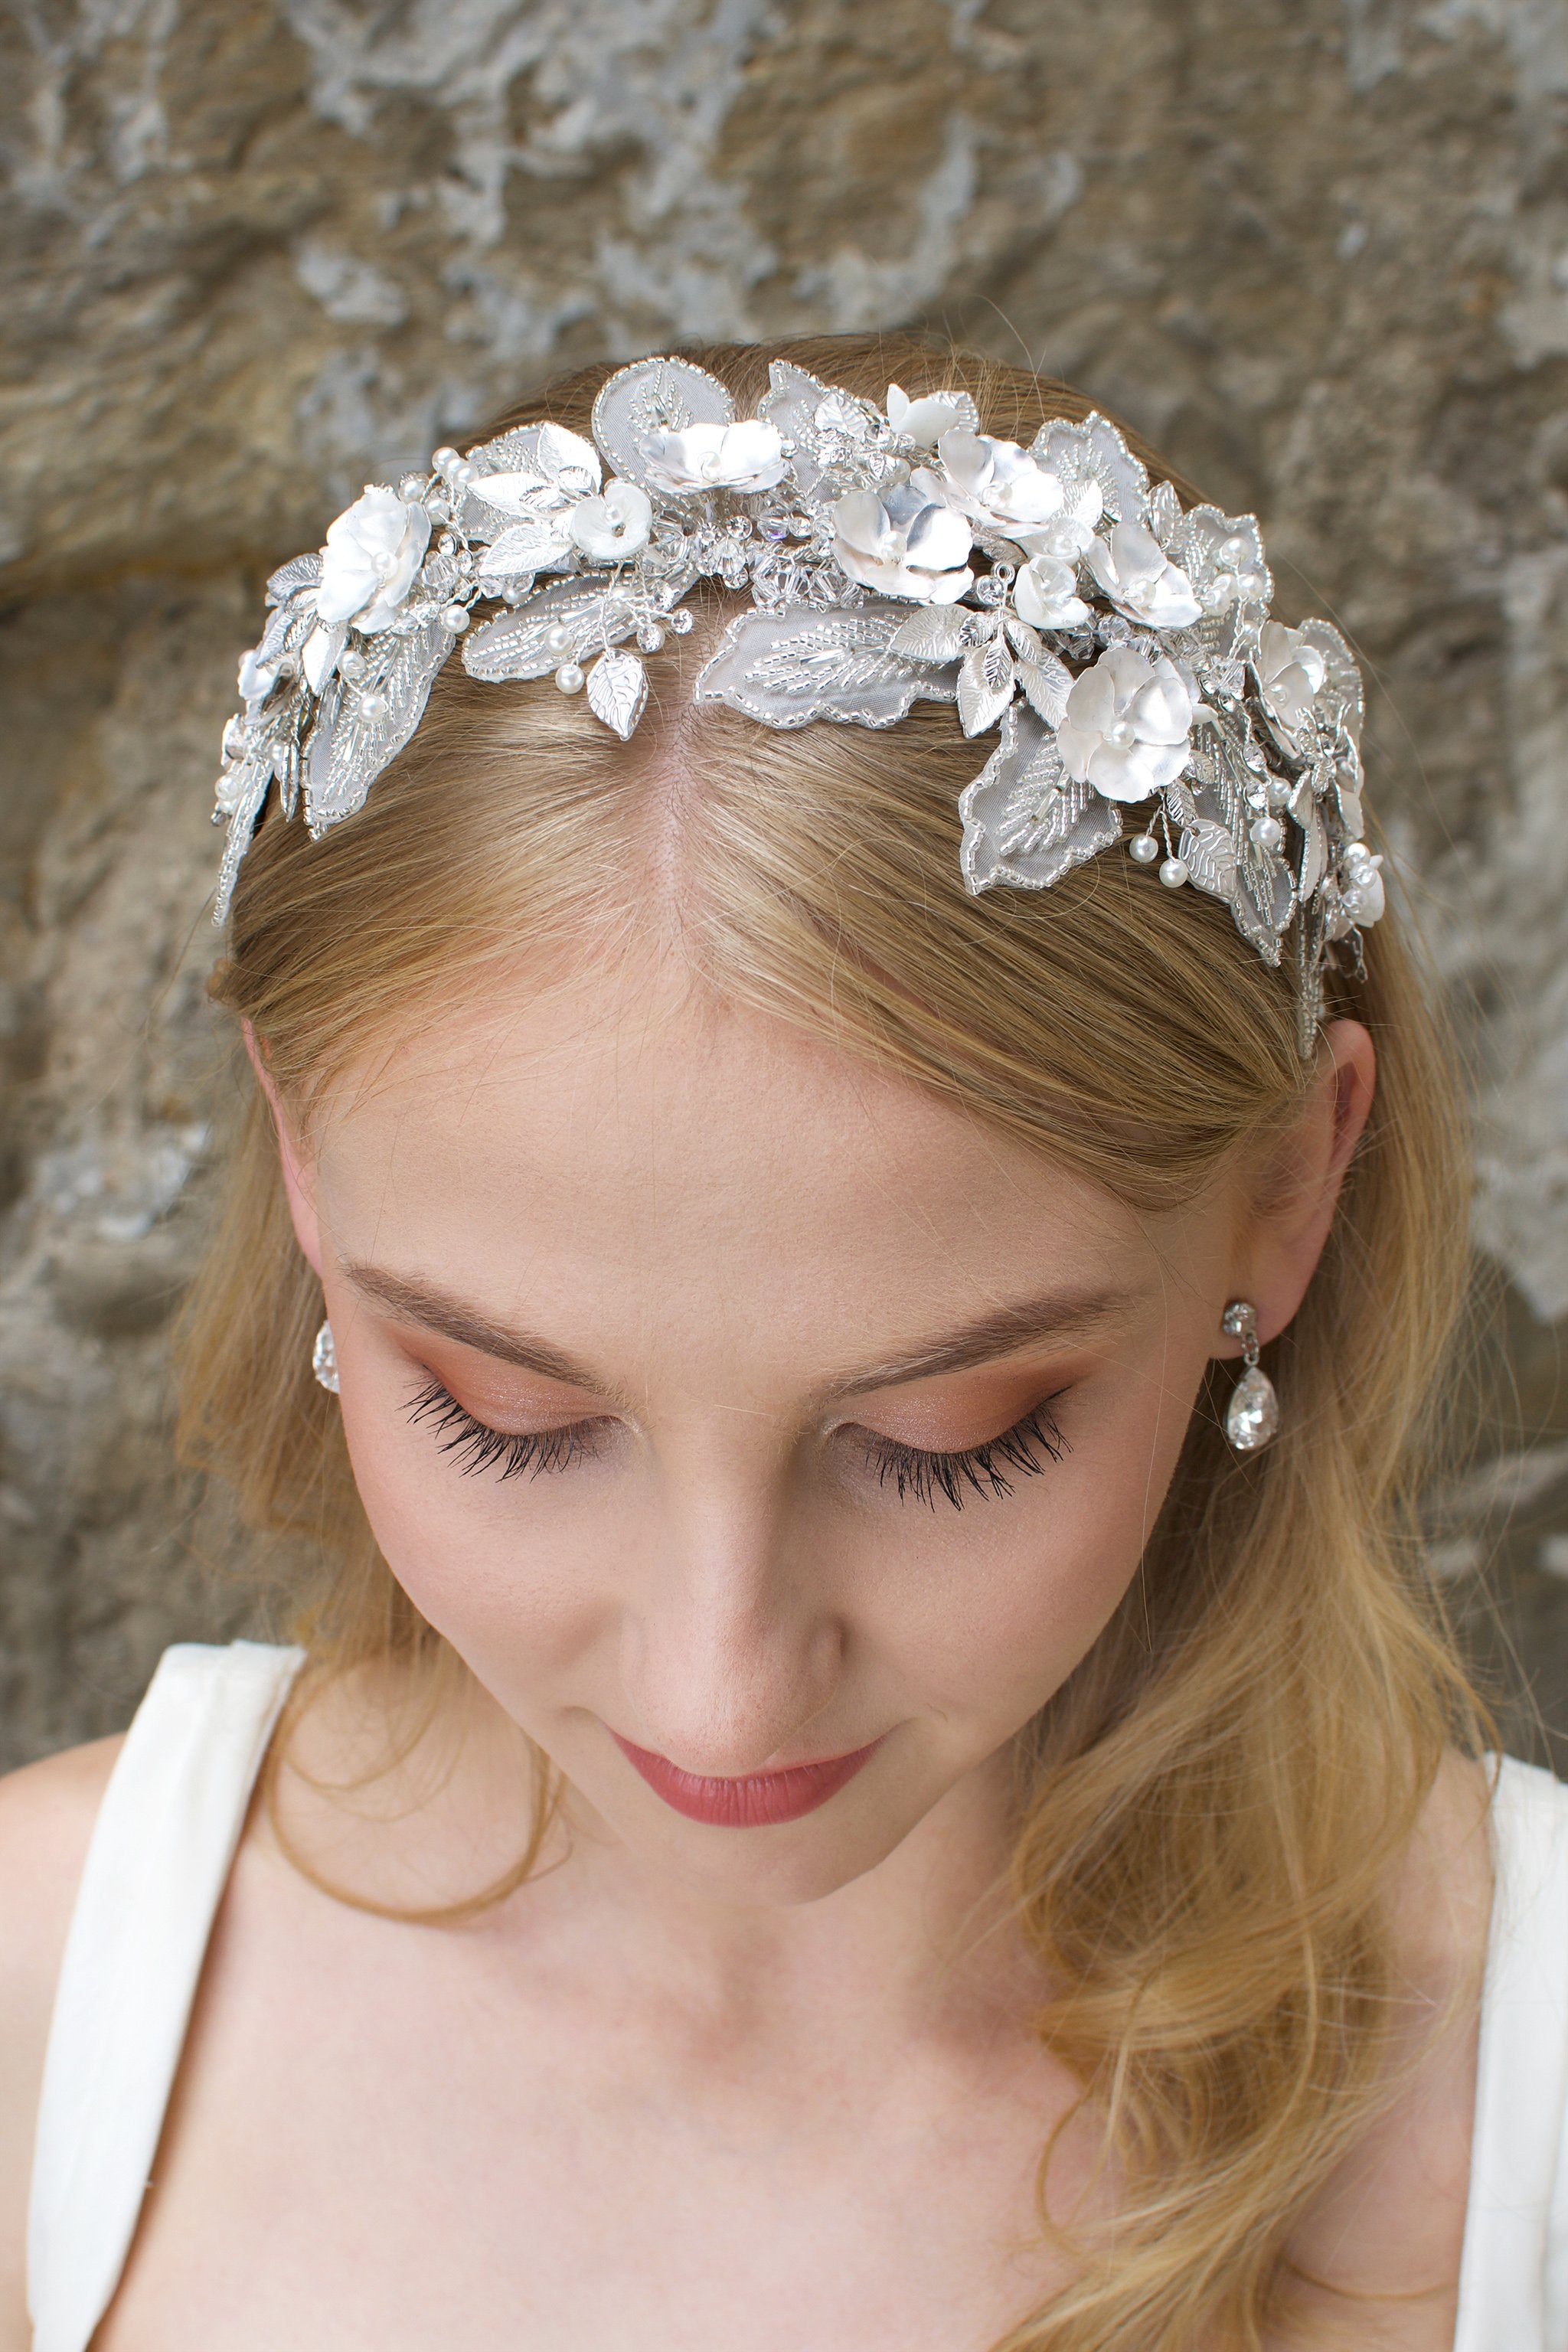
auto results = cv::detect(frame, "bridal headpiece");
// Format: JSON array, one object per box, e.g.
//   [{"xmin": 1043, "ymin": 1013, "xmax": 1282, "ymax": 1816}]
[{"xmin": 213, "ymin": 355, "xmax": 1383, "ymax": 1050}]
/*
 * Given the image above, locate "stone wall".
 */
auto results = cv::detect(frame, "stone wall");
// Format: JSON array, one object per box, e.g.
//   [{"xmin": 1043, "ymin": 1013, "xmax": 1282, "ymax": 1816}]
[{"xmin": 3, "ymin": 0, "xmax": 1567, "ymax": 1768}]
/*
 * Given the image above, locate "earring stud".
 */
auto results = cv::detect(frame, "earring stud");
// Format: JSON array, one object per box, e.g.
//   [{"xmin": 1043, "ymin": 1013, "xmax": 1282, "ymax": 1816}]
[
  {"xmin": 1221, "ymin": 1300, "xmax": 1278, "ymax": 1452},
  {"xmin": 312, "ymin": 1318, "xmax": 340, "ymax": 1393}
]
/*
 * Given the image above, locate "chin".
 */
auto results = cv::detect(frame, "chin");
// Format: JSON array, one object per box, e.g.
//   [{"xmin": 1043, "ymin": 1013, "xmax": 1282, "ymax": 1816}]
[{"xmin": 619, "ymin": 1803, "xmax": 934, "ymax": 1908}]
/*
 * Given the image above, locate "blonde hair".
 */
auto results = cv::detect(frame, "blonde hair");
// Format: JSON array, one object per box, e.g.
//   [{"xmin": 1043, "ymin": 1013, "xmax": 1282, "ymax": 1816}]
[{"xmin": 180, "ymin": 335, "xmax": 1483, "ymax": 2347}]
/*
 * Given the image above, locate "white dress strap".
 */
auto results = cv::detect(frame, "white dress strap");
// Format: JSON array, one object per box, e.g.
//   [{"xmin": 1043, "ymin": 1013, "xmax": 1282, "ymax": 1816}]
[
  {"xmin": 26, "ymin": 1638, "xmax": 304, "ymax": 2352},
  {"xmin": 1454, "ymin": 1753, "xmax": 1568, "ymax": 2350}
]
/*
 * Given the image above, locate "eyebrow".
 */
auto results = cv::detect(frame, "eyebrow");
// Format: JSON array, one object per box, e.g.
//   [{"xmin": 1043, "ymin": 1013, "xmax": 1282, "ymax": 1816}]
[
  {"xmin": 343, "ymin": 1262, "xmax": 1137, "ymax": 1401},
  {"xmin": 344, "ymin": 1263, "xmax": 607, "ymax": 1387},
  {"xmin": 819, "ymin": 1285, "xmax": 1135, "ymax": 1394}
]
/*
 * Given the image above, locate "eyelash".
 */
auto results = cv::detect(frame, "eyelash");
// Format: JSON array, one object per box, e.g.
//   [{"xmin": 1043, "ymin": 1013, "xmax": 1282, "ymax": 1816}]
[
  {"xmin": 407, "ymin": 1378, "xmax": 612, "ymax": 1481},
  {"xmin": 405, "ymin": 1380, "xmax": 1070, "ymax": 1508},
  {"xmin": 858, "ymin": 1398, "xmax": 1070, "ymax": 1510}
]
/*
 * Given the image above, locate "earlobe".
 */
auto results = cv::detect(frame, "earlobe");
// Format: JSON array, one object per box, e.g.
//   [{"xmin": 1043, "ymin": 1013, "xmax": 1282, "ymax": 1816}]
[{"xmin": 242, "ymin": 1021, "xmax": 325, "ymax": 1280}]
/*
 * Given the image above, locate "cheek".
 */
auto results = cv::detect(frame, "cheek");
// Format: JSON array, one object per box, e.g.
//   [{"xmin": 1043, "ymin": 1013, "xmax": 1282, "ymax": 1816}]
[
  {"xmin": 877, "ymin": 1359, "xmax": 1194, "ymax": 1729},
  {"xmin": 335, "ymin": 1372, "xmax": 611, "ymax": 1690}
]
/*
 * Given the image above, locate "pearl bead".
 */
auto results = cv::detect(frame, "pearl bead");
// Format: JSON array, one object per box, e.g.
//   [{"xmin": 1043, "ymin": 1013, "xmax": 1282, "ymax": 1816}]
[
  {"xmin": 452, "ymin": 462, "xmax": 475, "ymax": 489},
  {"xmin": 1250, "ymin": 815, "xmax": 1285, "ymax": 852},
  {"xmin": 1109, "ymin": 720, "xmax": 1136, "ymax": 746},
  {"xmin": 431, "ymin": 446, "xmax": 459, "ymax": 473},
  {"xmin": 360, "ymin": 691, "xmax": 388, "ymax": 720},
  {"xmin": 545, "ymin": 624, "xmax": 572, "ymax": 654},
  {"xmin": 397, "ymin": 474, "xmax": 426, "ymax": 501},
  {"xmin": 1129, "ymin": 833, "xmax": 1161, "ymax": 864},
  {"xmin": 338, "ymin": 649, "xmax": 367, "ymax": 682},
  {"xmin": 1159, "ymin": 855, "xmax": 1189, "ymax": 889},
  {"xmin": 439, "ymin": 603, "xmax": 469, "ymax": 632},
  {"xmin": 555, "ymin": 662, "xmax": 585, "ymax": 694}
]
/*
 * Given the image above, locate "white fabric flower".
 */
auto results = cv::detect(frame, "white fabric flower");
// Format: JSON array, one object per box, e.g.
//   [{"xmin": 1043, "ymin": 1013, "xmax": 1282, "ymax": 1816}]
[
  {"xmin": 568, "ymin": 479, "xmax": 654, "ymax": 562},
  {"xmin": 315, "ymin": 486, "xmax": 431, "ymax": 633},
  {"xmin": 920, "ymin": 428, "xmax": 1102, "ymax": 557},
  {"xmin": 831, "ymin": 484, "xmax": 974, "ymax": 603},
  {"xmin": 1084, "ymin": 521, "xmax": 1201, "ymax": 629},
  {"xmin": 1057, "ymin": 646, "xmax": 1194, "ymax": 802},
  {"xmin": 1255, "ymin": 620, "xmax": 1328, "ymax": 736},
  {"xmin": 642, "ymin": 420, "xmax": 787, "ymax": 494},
  {"xmin": 886, "ymin": 383, "xmax": 971, "ymax": 449},
  {"xmin": 1013, "ymin": 554, "xmax": 1091, "ymax": 630}
]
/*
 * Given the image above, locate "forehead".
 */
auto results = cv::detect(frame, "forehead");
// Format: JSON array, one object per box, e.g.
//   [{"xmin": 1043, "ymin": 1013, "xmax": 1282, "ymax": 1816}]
[{"xmin": 309, "ymin": 946, "xmax": 1185, "ymax": 1351}]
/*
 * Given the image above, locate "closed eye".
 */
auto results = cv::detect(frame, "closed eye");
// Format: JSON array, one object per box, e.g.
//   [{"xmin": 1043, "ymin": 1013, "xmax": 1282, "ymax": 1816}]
[
  {"xmin": 407, "ymin": 1378, "xmax": 611, "ymax": 1480},
  {"xmin": 407, "ymin": 1377, "xmax": 1071, "ymax": 1507},
  {"xmin": 858, "ymin": 1395, "xmax": 1070, "ymax": 1510}
]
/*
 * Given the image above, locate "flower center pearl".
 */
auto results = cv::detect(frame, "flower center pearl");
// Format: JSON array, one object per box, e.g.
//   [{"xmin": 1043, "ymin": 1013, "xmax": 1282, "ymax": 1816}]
[{"xmin": 1109, "ymin": 719, "xmax": 1136, "ymax": 746}]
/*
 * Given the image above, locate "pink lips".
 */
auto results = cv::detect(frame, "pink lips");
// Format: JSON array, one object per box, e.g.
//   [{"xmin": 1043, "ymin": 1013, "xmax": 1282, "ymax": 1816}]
[{"xmin": 612, "ymin": 1730, "xmax": 883, "ymax": 1827}]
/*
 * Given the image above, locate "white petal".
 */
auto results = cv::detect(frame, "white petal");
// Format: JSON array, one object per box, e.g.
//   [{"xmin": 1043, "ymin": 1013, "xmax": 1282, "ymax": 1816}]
[
  {"xmin": 906, "ymin": 504, "xmax": 973, "ymax": 568},
  {"xmin": 1129, "ymin": 663, "xmax": 1194, "ymax": 744},
  {"xmin": 1083, "ymin": 740, "xmax": 1155, "ymax": 801}
]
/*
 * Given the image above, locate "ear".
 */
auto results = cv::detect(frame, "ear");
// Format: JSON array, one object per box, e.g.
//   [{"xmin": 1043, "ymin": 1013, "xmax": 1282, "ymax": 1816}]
[
  {"xmin": 1221, "ymin": 1018, "xmax": 1377, "ymax": 1354},
  {"xmin": 243, "ymin": 1021, "xmax": 325, "ymax": 1281}
]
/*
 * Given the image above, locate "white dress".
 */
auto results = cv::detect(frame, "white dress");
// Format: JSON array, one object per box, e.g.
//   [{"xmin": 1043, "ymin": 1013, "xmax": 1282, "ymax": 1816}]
[{"xmin": 22, "ymin": 1640, "xmax": 1568, "ymax": 2350}]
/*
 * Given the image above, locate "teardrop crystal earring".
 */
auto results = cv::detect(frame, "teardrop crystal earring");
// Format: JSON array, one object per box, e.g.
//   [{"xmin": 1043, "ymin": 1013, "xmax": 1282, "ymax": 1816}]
[
  {"xmin": 1221, "ymin": 1300, "xmax": 1278, "ymax": 1453},
  {"xmin": 312, "ymin": 1318, "xmax": 340, "ymax": 1394}
]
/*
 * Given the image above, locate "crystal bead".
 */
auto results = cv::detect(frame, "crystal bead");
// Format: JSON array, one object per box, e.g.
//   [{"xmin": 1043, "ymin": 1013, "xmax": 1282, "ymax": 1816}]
[
  {"xmin": 637, "ymin": 623, "xmax": 666, "ymax": 653},
  {"xmin": 1225, "ymin": 1366, "xmax": 1279, "ymax": 1452},
  {"xmin": 312, "ymin": 1320, "xmax": 340, "ymax": 1394},
  {"xmin": 669, "ymin": 609, "xmax": 695, "ymax": 635}
]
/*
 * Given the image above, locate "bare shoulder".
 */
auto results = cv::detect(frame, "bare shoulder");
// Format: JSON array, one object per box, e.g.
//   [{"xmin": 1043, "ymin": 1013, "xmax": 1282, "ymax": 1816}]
[
  {"xmin": 1282, "ymin": 1749, "xmax": 1494, "ymax": 2347},
  {"xmin": 0, "ymin": 1736, "xmax": 123, "ymax": 2348},
  {"xmin": 1387, "ymin": 1746, "xmax": 1494, "ymax": 1994}
]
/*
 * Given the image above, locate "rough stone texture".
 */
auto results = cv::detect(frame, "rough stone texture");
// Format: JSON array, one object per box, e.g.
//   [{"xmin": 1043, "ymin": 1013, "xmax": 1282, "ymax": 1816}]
[{"xmin": 4, "ymin": 0, "xmax": 1568, "ymax": 1767}]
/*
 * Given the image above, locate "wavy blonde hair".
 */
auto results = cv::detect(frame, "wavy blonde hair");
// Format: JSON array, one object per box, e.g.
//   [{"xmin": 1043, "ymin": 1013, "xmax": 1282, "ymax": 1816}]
[{"xmin": 179, "ymin": 334, "xmax": 1483, "ymax": 2347}]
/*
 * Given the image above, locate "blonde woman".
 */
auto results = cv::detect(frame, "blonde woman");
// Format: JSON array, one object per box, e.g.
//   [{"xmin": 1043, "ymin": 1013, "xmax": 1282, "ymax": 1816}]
[{"xmin": 0, "ymin": 337, "xmax": 1560, "ymax": 2351}]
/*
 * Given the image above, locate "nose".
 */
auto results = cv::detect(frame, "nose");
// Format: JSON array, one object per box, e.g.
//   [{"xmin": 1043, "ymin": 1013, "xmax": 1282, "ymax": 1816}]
[{"xmin": 618, "ymin": 1473, "xmax": 844, "ymax": 1776}]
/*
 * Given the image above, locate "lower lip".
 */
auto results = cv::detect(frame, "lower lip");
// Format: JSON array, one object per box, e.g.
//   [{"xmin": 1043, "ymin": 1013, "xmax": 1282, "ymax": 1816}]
[{"xmin": 612, "ymin": 1731, "xmax": 883, "ymax": 1828}]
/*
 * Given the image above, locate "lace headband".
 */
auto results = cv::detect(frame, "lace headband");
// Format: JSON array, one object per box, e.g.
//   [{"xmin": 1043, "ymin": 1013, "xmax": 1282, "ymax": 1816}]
[{"xmin": 213, "ymin": 356, "xmax": 1383, "ymax": 1050}]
